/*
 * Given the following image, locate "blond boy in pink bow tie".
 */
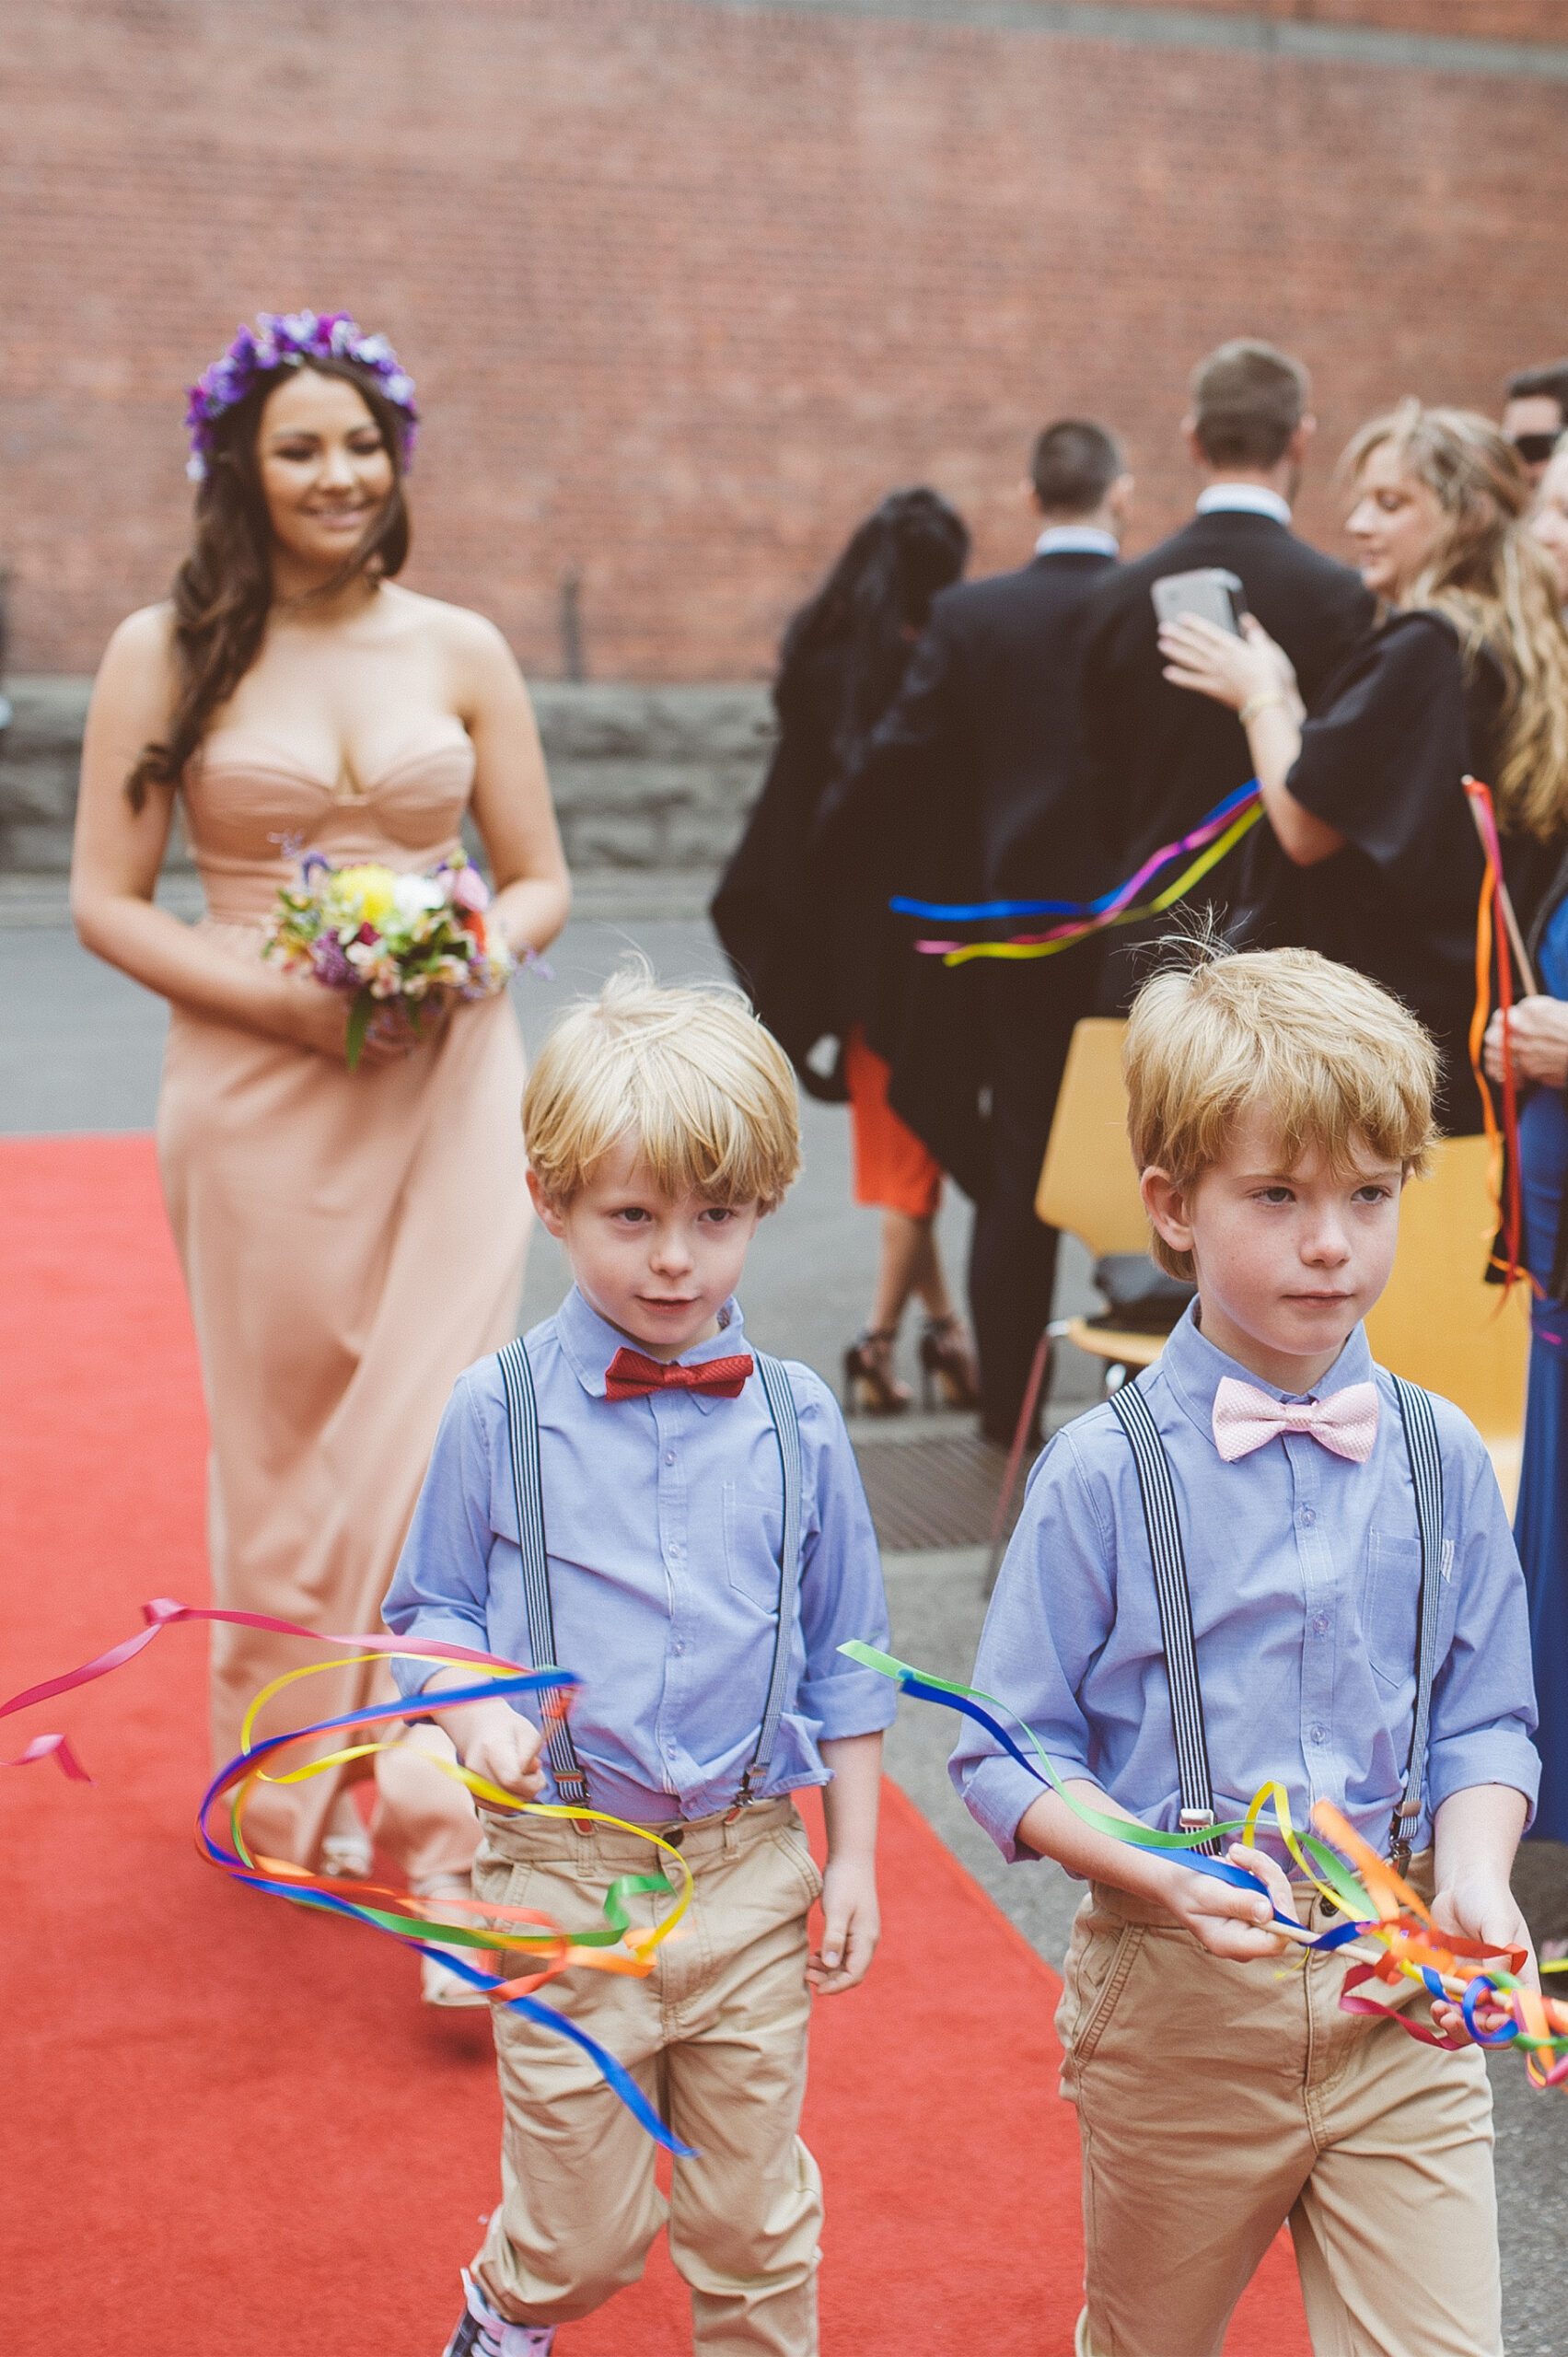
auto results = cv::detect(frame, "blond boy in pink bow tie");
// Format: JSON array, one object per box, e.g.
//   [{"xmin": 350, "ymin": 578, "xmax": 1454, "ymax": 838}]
[{"xmin": 952, "ymin": 944, "xmax": 1539, "ymax": 2357}]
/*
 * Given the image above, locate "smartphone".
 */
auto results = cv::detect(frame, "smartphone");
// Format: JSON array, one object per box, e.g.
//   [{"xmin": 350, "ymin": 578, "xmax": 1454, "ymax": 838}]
[{"xmin": 1151, "ymin": 567, "xmax": 1249, "ymax": 635}]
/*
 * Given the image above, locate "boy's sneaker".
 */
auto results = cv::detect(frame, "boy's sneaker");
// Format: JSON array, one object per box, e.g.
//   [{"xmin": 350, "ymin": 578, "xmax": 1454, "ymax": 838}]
[{"xmin": 443, "ymin": 2270, "xmax": 555, "ymax": 2357}]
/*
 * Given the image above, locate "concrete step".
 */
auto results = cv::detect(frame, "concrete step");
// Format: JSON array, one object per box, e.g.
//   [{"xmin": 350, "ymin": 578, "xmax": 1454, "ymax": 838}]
[{"xmin": 0, "ymin": 676, "xmax": 774, "ymax": 878}]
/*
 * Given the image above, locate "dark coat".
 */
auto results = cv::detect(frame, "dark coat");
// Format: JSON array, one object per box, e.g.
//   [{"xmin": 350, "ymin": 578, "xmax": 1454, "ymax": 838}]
[
  {"xmin": 710, "ymin": 641, "xmax": 864, "ymax": 1102},
  {"xmin": 1077, "ymin": 507, "xmax": 1375, "ymax": 1003},
  {"xmin": 822, "ymin": 548, "xmax": 1118, "ymax": 1195},
  {"xmin": 1253, "ymin": 610, "xmax": 1565, "ymax": 1137}
]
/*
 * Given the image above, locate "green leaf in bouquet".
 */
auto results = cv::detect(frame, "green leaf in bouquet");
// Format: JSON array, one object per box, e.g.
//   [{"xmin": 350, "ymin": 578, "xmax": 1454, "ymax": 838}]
[{"xmin": 344, "ymin": 988, "xmax": 375, "ymax": 1072}]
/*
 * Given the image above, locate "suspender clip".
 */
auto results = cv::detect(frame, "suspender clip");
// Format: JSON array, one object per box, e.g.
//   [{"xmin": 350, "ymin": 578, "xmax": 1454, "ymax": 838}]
[
  {"xmin": 1178, "ymin": 1809, "xmax": 1215, "ymax": 1833},
  {"xmin": 1388, "ymin": 1811, "xmax": 1414, "ymax": 1878}
]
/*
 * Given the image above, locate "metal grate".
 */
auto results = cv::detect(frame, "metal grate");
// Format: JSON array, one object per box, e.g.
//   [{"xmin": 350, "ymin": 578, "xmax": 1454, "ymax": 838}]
[{"xmin": 853, "ymin": 1432, "xmax": 1022, "ymax": 1552}]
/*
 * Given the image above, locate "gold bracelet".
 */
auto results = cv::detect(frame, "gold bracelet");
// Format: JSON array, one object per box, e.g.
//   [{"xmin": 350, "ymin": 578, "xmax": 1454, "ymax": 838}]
[{"xmin": 1239, "ymin": 690, "xmax": 1287, "ymax": 728}]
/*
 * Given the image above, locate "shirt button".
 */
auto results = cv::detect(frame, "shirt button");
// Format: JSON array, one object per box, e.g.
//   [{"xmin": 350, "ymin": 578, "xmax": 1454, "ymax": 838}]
[
  {"xmin": 1302, "ymin": 1507, "xmax": 1317, "ymax": 1526},
  {"xmin": 665, "ymin": 1452, "xmax": 675, "ymax": 1466},
  {"xmin": 1313, "ymin": 1613, "xmax": 1330, "ymax": 1635},
  {"xmin": 1310, "ymin": 1724, "xmax": 1328, "ymax": 1745},
  {"xmin": 673, "ymin": 1640, "xmax": 685, "ymax": 1655}
]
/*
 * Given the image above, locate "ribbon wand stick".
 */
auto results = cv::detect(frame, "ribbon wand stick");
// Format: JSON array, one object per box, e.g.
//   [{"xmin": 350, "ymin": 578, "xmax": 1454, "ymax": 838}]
[{"xmin": 1466, "ymin": 777, "xmax": 1539, "ymax": 995}]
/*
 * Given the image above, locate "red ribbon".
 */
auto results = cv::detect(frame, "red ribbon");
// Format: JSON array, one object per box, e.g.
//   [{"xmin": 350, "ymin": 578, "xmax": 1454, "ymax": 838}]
[{"xmin": 1464, "ymin": 778, "xmax": 1530, "ymax": 1295}]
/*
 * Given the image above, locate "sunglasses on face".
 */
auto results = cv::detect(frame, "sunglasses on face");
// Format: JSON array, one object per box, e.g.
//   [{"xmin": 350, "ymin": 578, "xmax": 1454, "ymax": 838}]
[{"xmin": 1508, "ymin": 431, "xmax": 1562, "ymax": 466}]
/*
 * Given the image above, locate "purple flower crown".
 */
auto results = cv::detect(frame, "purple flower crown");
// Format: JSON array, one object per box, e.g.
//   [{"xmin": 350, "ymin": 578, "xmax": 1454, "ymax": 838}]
[{"xmin": 184, "ymin": 310, "xmax": 418, "ymax": 482}]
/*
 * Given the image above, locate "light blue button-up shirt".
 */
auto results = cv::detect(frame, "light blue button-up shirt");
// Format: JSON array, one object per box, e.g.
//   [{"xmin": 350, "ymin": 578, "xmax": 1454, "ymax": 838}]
[
  {"xmin": 384, "ymin": 1287, "xmax": 894, "ymax": 1825},
  {"xmin": 952, "ymin": 1307, "xmax": 1539, "ymax": 1864}
]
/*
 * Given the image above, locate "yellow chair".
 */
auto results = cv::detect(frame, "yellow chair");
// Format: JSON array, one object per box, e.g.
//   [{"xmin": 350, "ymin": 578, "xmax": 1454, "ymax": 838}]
[
  {"xmin": 1034, "ymin": 1016, "xmax": 1163, "ymax": 1384},
  {"xmin": 987, "ymin": 1016, "xmax": 1158, "ymax": 1584},
  {"xmin": 1365, "ymin": 1135, "xmax": 1530, "ymax": 1512},
  {"xmin": 1033, "ymin": 1026, "xmax": 1528, "ymax": 1502}
]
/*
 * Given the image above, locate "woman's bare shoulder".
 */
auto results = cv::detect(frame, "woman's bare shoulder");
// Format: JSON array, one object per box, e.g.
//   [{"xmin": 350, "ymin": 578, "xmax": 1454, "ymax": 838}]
[
  {"xmin": 382, "ymin": 582, "xmax": 513, "ymax": 660},
  {"xmin": 103, "ymin": 601, "xmax": 177, "ymax": 661},
  {"xmin": 93, "ymin": 603, "xmax": 178, "ymax": 714}
]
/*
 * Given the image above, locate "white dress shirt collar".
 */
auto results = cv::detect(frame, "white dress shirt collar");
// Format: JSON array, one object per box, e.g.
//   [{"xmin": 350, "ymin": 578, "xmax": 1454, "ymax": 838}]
[
  {"xmin": 1035, "ymin": 524, "xmax": 1121, "ymax": 557},
  {"xmin": 555, "ymin": 1282, "xmax": 746, "ymax": 1400},
  {"xmin": 1195, "ymin": 483, "xmax": 1292, "ymax": 527}
]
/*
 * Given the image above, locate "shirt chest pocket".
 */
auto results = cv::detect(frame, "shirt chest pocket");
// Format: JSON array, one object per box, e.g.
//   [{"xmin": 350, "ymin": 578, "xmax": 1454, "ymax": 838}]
[
  {"xmin": 1362, "ymin": 1530, "xmax": 1423, "ymax": 1688},
  {"xmin": 722, "ymin": 1480, "xmax": 784, "ymax": 1614}
]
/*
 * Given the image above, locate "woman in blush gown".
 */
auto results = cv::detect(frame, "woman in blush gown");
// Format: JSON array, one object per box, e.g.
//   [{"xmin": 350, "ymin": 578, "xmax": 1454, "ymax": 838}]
[{"xmin": 71, "ymin": 314, "xmax": 569, "ymax": 1998}]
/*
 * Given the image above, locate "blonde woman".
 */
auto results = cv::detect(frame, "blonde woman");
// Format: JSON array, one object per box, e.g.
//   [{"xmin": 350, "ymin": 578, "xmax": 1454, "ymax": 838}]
[
  {"xmin": 71, "ymin": 314, "xmax": 569, "ymax": 1995},
  {"xmin": 1159, "ymin": 402, "xmax": 1568, "ymax": 1133}
]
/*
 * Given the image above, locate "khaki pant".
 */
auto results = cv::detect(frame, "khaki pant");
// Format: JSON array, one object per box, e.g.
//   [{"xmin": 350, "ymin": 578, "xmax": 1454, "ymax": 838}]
[
  {"xmin": 471, "ymin": 1796, "xmax": 823, "ymax": 2355},
  {"xmin": 1057, "ymin": 1866, "xmax": 1500, "ymax": 2357}
]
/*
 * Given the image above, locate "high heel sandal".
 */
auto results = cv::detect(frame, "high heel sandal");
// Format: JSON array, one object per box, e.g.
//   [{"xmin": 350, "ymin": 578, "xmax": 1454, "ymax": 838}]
[
  {"xmin": 842, "ymin": 1328, "xmax": 912, "ymax": 1416},
  {"xmin": 919, "ymin": 1313, "xmax": 981, "ymax": 1411}
]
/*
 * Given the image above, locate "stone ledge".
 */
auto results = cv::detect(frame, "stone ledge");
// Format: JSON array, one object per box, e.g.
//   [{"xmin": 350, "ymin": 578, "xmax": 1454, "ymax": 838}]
[
  {"xmin": 0, "ymin": 866, "xmax": 726, "ymax": 931},
  {"xmin": 0, "ymin": 676, "xmax": 775, "ymax": 877}
]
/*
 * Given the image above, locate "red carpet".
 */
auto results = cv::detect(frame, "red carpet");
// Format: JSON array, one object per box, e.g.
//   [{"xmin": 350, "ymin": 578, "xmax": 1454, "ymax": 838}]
[{"xmin": 1, "ymin": 1135, "xmax": 1310, "ymax": 2355}]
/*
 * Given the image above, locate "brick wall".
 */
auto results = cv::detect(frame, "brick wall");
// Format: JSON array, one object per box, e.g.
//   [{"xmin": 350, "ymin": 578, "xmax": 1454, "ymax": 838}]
[
  {"xmin": 3, "ymin": 0, "xmax": 1566, "ymax": 682},
  {"xmin": 1102, "ymin": 0, "xmax": 1562, "ymax": 32}
]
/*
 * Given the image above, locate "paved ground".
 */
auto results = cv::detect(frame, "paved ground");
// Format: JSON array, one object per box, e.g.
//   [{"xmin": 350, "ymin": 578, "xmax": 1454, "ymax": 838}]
[{"xmin": 6, "ymin": 888, "xmax": 1567, "ymax": 2349}]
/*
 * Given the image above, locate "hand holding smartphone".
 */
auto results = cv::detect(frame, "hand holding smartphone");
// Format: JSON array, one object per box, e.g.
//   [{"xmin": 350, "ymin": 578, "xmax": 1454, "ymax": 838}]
[{"xmin": 1151, "ymin": 568, "xmax": 1249, "ymax": 635}]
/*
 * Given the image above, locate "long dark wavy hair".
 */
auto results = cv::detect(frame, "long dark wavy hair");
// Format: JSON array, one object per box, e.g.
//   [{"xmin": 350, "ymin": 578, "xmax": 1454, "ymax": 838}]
[
  {"xmin": 126, "ymin": 357, "xmax": 412, "ymax": 810},
  {"xmin": 777, "ymin": 486, "xmax": 970, "ymax": 766}
]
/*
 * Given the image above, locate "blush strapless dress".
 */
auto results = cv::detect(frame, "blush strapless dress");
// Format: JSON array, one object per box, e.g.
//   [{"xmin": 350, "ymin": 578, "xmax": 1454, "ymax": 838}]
[{"xmin": 157, "ymin": 721, "xmax": 531, "ymax": 1876}]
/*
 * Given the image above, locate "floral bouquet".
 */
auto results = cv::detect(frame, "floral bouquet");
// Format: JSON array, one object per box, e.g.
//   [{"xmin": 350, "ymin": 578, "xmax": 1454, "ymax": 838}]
[{"xmin": 262, "ymin": 851, "xmax": 516, "ymax": 1067}]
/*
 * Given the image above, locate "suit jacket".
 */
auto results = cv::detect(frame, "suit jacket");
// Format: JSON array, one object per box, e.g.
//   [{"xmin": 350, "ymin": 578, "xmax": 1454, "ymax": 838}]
[
  {"xmin": 1077, "ymin": 509, "xmax": 1374, "ymax": 1001},
  {"xmin": 826, "ymin": 548, "xmax": 1117, "ymax": 1193}
]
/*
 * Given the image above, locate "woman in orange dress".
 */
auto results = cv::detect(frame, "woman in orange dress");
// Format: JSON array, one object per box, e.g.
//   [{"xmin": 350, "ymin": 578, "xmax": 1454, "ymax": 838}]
[{"xmin": 71, "ymin": 315, "xmax": 569, "ymax": 1996}]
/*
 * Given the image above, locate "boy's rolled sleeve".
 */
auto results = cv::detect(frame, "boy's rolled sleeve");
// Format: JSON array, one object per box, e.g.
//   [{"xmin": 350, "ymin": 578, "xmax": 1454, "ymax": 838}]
[
  {"xmin": 949, "ymin": 1431, "xmax": 1112, "ymax": 1862},
  {"xmin": 382, "ymin": 1370, "xmax": 502, "ymax": 1698},
  {"xmin": 1425, "ymin": 1433, "xmax": 1540, "ymax": 1824},
  {"xmin": 795, "ymin": 1379, "xmax": 897, "ymax": 1741}
]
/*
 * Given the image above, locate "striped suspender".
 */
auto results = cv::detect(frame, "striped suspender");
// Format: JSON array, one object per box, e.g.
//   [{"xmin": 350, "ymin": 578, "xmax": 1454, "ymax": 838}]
[
  {"xmin": 1389, "ymin": 1374, "xmax": 1445, "ymax": 1873},
  {"xmin": 738, "ymin": 1352, "xmax": 805, "ymax": 1806},
  {"xmin": 494, "ymin": 1339, "xmax": 805, "ymax": 1814},
  {"xmin": 497, "ymin": 1337, "xmax": 590, "ymax": 1808},
  {"xmin": 1109, "ymin": 1381, "xmax": 1221, "ymax": 1854},
  {"xmin": 1110, "ymin": 1370, "xmax": 1446, "ymax": 1869}
]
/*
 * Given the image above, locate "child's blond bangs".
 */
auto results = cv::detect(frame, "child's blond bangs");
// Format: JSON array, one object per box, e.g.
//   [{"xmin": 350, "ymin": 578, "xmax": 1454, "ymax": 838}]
[
  {"xmin": 524, "ymin": 964, "xmax": 802, "ymax": 1211},
  {"xmin": 1124, "ymin": 947, "xmax": 1439, "ymax": 1279}
]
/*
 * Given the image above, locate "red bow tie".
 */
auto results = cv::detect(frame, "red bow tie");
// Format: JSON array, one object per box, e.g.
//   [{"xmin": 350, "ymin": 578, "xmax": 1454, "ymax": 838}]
[{"xmin": 603, "ymin": 1346, "xmax": 754, "ymax": 1401}]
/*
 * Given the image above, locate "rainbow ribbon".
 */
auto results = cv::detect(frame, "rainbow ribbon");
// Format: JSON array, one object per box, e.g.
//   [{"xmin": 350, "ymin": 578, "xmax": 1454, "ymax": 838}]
[
  {"xmin": 4, "ymin": 1600, "xmax": 699, "ymax": 2154},
  {"xmin": 845, "ymin": 1643, "xmax": 1568, "ymax": 2085},
  {"xmin": 889, "ymin": 781, "xmax": 1264, "ymax": 966}
]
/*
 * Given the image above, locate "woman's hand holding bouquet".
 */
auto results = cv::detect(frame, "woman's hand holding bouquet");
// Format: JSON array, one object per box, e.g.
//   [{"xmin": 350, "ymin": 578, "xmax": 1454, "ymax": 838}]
[{"xmin": 263, "ymin": 851, "xmax": 517, "ymax": 1068}]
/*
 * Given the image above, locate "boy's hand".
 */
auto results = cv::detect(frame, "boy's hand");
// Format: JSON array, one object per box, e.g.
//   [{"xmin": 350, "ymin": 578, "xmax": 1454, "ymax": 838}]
[
  {"xmin": 456, "ymin": 1699, "xmax": 547, "ymax": 1805},
  {"xmin": 1428, "ymin": 1872, "xmax": 1536, "ymax": 2043},
  {"xmin": 808, "ymin": 1855, "xmax": 879, "ymax": 1994},
  {"xmin": 1159, "ymin": 1842, "xmax": 1297, "ymax": 1961}
]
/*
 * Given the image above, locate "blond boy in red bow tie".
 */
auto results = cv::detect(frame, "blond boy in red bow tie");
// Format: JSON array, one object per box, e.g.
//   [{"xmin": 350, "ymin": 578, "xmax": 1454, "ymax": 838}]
[
  {"xmin": 383, "ymin": 966, "xmax": 894, "ymax": 2357},
  {"xmin": 952, "ymin": 943, "xmax": 1539, "ymax": 2357}
]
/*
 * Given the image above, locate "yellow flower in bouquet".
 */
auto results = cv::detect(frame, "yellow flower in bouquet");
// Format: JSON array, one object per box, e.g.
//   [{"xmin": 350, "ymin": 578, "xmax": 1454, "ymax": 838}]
[{"xmin": 327, "ymin": 865, "xmax": 400, "ymax": 929}]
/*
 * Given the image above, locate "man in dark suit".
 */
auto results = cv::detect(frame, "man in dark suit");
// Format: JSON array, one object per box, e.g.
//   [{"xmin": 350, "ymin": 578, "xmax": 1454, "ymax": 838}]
[
  {"xmin": 1079, "ymin": 339, "xmax": 1374, "ymax": 1011},
  {"xmin": 843, "ymin": 421, "xmax": 1130, "ymax": 1445}
]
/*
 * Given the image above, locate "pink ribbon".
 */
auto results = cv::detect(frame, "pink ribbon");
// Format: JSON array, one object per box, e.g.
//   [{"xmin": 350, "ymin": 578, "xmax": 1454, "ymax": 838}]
[{"xmin": 1, "ymin": 1597, "xmax": 529, "ymax": 1778}]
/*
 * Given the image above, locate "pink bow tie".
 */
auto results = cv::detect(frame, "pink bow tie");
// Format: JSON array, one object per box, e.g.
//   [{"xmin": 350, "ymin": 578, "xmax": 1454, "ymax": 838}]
[
  {"xmin": 603, "ymin": 1346, "xmax": 754, "ymax": 1402},
  {"xmin": 1211, "ymin": 1376, "xmax": 1379, "ymax": 1464}
]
